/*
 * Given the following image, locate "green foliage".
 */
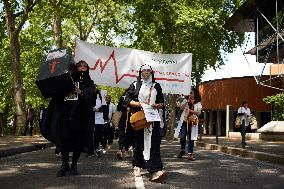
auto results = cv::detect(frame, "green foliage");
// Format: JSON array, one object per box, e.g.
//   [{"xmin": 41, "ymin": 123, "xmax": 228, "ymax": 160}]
[
  {"xmin": 0, "ymin": 0, "xmax": 244, "ymax": 118},
  {"xmin": 129, "ymin": 0, "xmax": 244, "ymax": 76},
  {"xmin": 61, "ymin": 0, "xmax": 134, "ymax": 47},
  {"xmin": 0, "ymin": 16, "xmax": 13, "ymax": 114},
  {"xmin": 97, "ymin": 85, "xmax": 126, "ymax": 105},
  {"xmin": 263, "ymin": 93, "xmax": 284, "ymax": 121}
]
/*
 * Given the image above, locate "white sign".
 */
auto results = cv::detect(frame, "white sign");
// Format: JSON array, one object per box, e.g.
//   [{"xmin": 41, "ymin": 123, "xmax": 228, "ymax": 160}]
[
  {"xmin": 141, "ymin": 103, "xmax": 161, "ymax": 122},
  {"xmin": 75, "ymin": 39, "xmax": 192, "ymax": 95},
  {"xmin": 64, "ymin": 82, "xmax": 79, "ymax": 101}
]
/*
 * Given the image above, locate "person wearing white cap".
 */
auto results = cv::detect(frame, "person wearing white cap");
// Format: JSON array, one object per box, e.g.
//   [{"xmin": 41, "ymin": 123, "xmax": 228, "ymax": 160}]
[{"xmin": 124, "ymin": 64, "xmax": 167, "ymax": 182}]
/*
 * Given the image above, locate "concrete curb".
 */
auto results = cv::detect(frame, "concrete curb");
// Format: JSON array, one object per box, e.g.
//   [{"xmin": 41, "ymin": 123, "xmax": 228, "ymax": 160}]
[
  {"xmin": 0, "ymin": 142, "xmax": 54, "ymax": 158},
  {"xmin": 196, "ymin": 141, "xmax": 284, "ymax": 166}
]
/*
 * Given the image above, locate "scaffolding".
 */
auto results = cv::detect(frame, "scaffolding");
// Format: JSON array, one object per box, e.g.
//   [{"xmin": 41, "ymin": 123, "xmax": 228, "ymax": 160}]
[{"xmin": 225, "ymin": 0, "xmax": 284, "ymax": 91}]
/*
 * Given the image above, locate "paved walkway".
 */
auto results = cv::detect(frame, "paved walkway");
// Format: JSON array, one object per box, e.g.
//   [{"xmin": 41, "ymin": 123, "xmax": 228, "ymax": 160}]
[
  {"xmin": 198, "ymin": 136, "xmax": 284, "ymax": 156},
  {"xmin": 0, "ymin": 135, "xmax": 48, "ymax": 149},
  {"xmin": 1, "ymin": 140, "xmax": 284, "ymax": 189},
  {"xmin": 1, "ymin": 134, "xmax": 284, "ymax": 165},
  {"xmin": 0, "ymin": 135, "xmax": 51, "ymax": 158},
  {"xmin": 196, "ymin": 136, "xmax": 284, "ymax": 165}
]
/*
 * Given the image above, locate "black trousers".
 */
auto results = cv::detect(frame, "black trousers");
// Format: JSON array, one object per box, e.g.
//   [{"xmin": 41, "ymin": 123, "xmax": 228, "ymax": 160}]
[
  {"xmin": 118, "ymin": 126, "xmax": 134, "ymax": 151},
  {"xmin": 104, "ymin": 123, "xmax": 114, "ymax": 145},
  {"xmin": 24, "ymin": 120, "xmax": 34, "ymax": 136},
  {"xmin": 240, "ymin": 120, "xmax": 246, "ymax": 146},
  {"xmin": 94, "ymin": 124, "xmax": 106, "ymax": 150},
  {"xmin": 85, "ymin": 125, "xmax": 95, "ymax": 155},
  {"xmin": 132, "ymin": 122, "xmax": 163, "ymax": 173},
  {"xmin": 60, "ymin": 127, "xmax": 85, "ymax": 165}
]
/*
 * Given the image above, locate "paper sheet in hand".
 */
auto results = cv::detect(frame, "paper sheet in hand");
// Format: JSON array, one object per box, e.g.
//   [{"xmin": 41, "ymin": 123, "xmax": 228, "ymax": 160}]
[
  {"xmin": 141, "ymin": 103, "xmax": 161, "ymax": 122},
  {"xmin": 64, "ymin": 82, "xmax": 79, "ymax": 101}
]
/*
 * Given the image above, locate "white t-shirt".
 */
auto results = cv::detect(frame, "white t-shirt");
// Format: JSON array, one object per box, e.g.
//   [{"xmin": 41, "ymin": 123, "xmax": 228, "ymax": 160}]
[
  {"xmin": 94, "ymin": 94, "xmax": 105, "ymax": 125},
  {"xmin": 107, "ymin": 102, "xmax": 116, "ymax": 121},
  {"xmin": 238, "ymin": 107, "xmax": 251, "ymax": 126}
]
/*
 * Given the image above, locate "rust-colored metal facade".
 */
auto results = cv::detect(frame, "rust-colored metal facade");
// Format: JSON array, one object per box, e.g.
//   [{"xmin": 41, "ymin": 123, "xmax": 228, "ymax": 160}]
[{"xmin": 199, "ymin": 76, "xmax": 281, "ymax": 111}]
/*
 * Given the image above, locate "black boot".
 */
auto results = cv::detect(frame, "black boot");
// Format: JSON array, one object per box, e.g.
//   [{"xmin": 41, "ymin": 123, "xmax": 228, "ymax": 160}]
[
  {"xmin": 177, "ymin": 150, "xmax": 185, "ymax": 158},
  {"xmin": 70, "ymin": 163, "xmax": 78, "ymax": 176},
  {"xmin": 57, "ymin": 163, "xmax": 70, "ymax": 177},
  {"xmin": 70, "ymin": 151, "xmax": 80, "ymax": 175}
]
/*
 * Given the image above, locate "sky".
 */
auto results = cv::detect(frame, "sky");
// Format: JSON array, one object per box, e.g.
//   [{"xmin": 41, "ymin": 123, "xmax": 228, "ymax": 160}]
[{"xmin": 201, "ymin": 33, "xmax": 271, "ymax": 82}]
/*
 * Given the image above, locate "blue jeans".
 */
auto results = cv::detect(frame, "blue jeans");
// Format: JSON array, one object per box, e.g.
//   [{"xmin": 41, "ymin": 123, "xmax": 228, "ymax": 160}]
[{"xmin": 180, "ymin": 122, "xmax": 195, "ymax": 154}]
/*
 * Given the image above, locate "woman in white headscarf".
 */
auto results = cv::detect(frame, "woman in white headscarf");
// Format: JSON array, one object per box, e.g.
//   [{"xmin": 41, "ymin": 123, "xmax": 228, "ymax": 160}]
[{"xmin": 124, "ymin": 64, "xmax": 167, "ymax": 182}]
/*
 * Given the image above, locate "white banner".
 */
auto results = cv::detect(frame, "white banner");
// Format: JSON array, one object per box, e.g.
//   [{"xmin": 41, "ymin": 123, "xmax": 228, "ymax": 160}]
[{"xmin": 74, "ymin": 39, "xmax": 192, "ymax": 95}]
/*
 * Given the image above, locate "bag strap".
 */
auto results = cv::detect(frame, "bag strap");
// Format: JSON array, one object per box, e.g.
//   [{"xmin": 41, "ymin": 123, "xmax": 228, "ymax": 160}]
[
  {"xmin": 147, "ymin": 84, "xmax": 154, "ymax": 104},
  {"xmin": 125, "ymin": 109, "xmax": 129, "ymax": 133}
]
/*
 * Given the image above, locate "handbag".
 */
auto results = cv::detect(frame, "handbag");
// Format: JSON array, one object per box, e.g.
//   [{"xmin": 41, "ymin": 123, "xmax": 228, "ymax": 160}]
[
  {"xmin": 130, "ymin": 110, "xmax": 151, "ymax": 131},
  {"xmin": 235, "ymin": 116, "xmax": 241, "ymax": 128},
  {"xmin": 112, "ymin": 111, "xmax": 122, "ymax": 128},
  {"xmin": 185, "ymin": 102, "xmax": 198, "ymax": 126},
  {"xmin": 188, "ymin": 114, "xmax": 198, "ymax": 126},
  {"xmin": 130, "ymin": 84, "xmax": 153, "ymax": 131},
  {"xmin": 250, "ymin": 116, "xmax": 258, "ymax": 130}
]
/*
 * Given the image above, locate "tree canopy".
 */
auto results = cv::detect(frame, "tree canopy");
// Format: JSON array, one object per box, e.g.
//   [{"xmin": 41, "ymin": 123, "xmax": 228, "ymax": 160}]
[{"xmin": 0, "ymin": 0, "xmax": 244, "ymax": 132}]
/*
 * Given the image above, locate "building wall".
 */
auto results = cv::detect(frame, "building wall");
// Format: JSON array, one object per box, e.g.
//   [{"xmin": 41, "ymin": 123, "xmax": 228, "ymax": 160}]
[
  {"xmin": 199, "ymin": 76, "xmax": 280, "ymax": 111},
  {"xmin": 270, "ymin": 64, "xmax": 284, "ymax": 75}
]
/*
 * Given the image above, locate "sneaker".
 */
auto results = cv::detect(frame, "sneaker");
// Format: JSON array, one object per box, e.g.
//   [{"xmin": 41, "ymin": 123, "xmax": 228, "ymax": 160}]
[
  {"xmin": 95, "ymin": 149, "xmax": 102, "ymax": 157},
  {"xmin": 116, "ymin": 150, "xmax": 123, "ymax": 159},
  {"xmin": 150, "ymin": 170, "xmax": 167, "ymax": 182},
  {"xmin": 57, "ymin": 163, "xmax": 70, "ymax": 177},
  {"xmin": 133, "ymin": 166, "xmax": 141, "ymax": 177},
  {"xmin": 241, "ymin": 142, "xmax": 247, "ymax": 148},
  {"xmin": 102, "ymin": 149, "xmax": 107, "ymax": 154},
  {"xmin": 55, "ymin": 152, "xmax": 61, "ymax": 157},
  {"xmin": 177, "ymin": 150, "xmax": 185, "ymax": 158},
  {"xmin": 188, "ymin": 154, "xmax": 196, "ymax": 161},
  {"xmin": 124, "ymin": 151, "xmax": 131, "ymax": 158}
]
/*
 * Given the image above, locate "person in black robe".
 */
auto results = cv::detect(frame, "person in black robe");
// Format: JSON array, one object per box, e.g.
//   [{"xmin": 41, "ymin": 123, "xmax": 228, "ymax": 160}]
[
  {"xmin": 116, "ymin": 91, "xmax": 134, "ymax": 159},
  {"xmin": 40, "ymin": 60, "xmax": 96, "ymax": 177}
]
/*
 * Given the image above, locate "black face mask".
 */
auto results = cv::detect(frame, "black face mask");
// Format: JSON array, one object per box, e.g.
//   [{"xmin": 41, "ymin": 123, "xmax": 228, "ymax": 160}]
[{"xmin": 72, "ymin": 70, "xmax": 91, "ymax": 82}]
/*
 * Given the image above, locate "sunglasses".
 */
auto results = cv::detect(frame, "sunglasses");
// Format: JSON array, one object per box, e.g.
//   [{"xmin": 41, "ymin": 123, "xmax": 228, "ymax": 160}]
[{"xmin": 77, "ymin": 64, "xmax": 88, "ymax": 68}]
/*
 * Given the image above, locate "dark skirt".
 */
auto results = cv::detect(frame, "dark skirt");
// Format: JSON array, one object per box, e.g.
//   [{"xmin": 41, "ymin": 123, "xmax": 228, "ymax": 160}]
[{"xmin": 132, "ymin": 122, "xmax": 163, "ymax": 173}]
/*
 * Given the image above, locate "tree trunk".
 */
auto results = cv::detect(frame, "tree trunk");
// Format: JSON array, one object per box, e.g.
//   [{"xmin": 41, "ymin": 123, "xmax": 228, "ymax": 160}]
[
  {"xmin": 4, "ymin": 6, "xmax": 26, "ymax": 135},
  {"xmin": 52, "ymin": 14, "xmax": 63, "ymax": 48},
  {"xmin": 10, "ymin": 36, "xmax": 26, "ymax": 135},
  {"xmin": 166, "ymin": 94, "xmax": 177, "ymax": 140}
]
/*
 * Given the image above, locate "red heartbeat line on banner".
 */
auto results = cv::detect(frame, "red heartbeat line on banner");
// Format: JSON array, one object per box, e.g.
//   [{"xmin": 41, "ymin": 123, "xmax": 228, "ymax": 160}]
[{"xmin": 89, "ymin": 50, "xmax": 184, "ymax": 84}]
